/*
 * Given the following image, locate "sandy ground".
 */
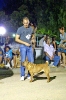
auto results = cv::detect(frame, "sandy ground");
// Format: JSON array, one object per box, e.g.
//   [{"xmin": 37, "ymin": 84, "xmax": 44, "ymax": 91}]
[{"xmin": 0, "ymin": 72, "xmax": 66, "ymax": 100}]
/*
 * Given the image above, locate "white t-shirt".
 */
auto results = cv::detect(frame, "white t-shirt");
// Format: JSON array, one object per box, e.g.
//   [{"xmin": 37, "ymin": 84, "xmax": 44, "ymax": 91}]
[{"xmin": 44, "ymin": 44, "xmax": 55, "ymax": 57}]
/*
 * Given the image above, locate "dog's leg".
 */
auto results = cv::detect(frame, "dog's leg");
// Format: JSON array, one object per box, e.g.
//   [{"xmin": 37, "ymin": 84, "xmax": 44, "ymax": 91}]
[
  {"xmin": 30, "ymin": 73, "xmax": 33, "ymax": 82},
  {"xmin": 45, "ymin": 72, "xmax": 50, "ymax": 83},
  {"xmin": 47, "ymin": 73, "xmax": 50, "ymax": 82}
]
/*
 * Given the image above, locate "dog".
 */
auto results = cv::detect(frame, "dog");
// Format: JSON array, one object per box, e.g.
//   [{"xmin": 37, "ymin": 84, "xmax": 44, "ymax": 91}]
[{"xmin": 22, "ymin": 61, "xmax": 50, "ymax": 82}]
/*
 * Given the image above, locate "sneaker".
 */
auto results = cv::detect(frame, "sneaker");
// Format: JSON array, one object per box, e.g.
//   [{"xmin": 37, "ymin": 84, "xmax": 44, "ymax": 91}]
[
  {"xmin": 51, "ymin": 65, "xmax": 56, "ymax": 68},
  {"xmin": 49, "ymin": 62, "xmax": 54, "ymax": 66},
  {"xmin": 20, "ymin": 76, "xmax": 24, "ymax": 81},
  {"xmin": 5, "ymin": 63, "xmax": 10, "ymax": 68},
  {"xmin": 27, "ymin": 76, "xmax": 30, "ymax": 80},
  {"xmin": 5, "ymin": 63, "xmax": 12, "ymax": 70}
]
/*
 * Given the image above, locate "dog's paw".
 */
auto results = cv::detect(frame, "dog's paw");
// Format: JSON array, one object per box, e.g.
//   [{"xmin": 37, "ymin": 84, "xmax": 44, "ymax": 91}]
[
  {"xmin": 47, "ymin": 80, "xmax": 50, "ymax": 83},
  {"xmin": 30, "ymin": 80, "xmax": 33, "ymax": 82}
]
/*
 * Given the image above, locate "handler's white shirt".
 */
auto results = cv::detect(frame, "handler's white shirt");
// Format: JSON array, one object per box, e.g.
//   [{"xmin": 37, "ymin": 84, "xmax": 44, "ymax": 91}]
[{"xmin": 44, "ymin": 44, "xmax": 55, "ymax": 57}]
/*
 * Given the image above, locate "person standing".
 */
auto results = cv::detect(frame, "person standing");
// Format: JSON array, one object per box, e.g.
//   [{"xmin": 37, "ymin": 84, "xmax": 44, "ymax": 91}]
[{"xmin": 15, "ymin": 17, "xmax": 34, "ymax": 80}]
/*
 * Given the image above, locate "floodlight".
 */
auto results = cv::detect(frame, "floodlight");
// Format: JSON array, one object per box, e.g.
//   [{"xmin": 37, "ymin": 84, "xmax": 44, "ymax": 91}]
[{"xmin": 0, "ymin": 26, "xmax": 6, "ymax": 35}]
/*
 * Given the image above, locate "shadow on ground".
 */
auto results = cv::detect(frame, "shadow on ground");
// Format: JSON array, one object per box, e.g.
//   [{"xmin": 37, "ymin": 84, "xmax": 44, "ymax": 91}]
[
  {"xmin": 33, "ymin": 72, "xmax": 56, "ymax": 82},
  {"xmin": 0, "ymin": 68, "xmax": 14, "ymax": 80}
]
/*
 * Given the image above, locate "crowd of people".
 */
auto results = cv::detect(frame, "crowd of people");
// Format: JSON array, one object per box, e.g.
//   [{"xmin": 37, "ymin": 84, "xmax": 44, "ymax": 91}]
[
  {"xmin": 43, "ymin": 27, "xmax": 66, "ymax": 68},
  {"xmin": 0, "ymin": 17, "xmax": 66, "ymax": 81}
]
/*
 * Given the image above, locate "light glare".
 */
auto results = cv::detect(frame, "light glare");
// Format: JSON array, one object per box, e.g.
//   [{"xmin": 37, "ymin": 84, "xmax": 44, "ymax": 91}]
[
  {"xmin": 12, "ymin": 34, "xmax": 16, "ymax": 37},
  {"xmin": 0, "ymin": 26, "xmax": 6, "ymax": 35}
]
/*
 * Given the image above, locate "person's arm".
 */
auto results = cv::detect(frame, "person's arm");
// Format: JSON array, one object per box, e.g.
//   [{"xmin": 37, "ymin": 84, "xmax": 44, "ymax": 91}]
[
  {"xmin": 53, "ymin": 41, "xmax": 57, "ymax": 50},
  {"xmin": 52, "ymin": 46, "xmax": 55, "ymax": 57},
  {"xmin": 31, "ymin": 34, "xmax": 36, "ymax": 43},
  {"xmin": 62, "ymin": 40, "xmax": 66, "ymax": 43},
  {"xmin": 45, "ymin": 52, "xmax": 52, "ymax": 60},
  {"xmin": 45, "ymin": 52, "xmax": 51, "ymax": 58},
  {"xmin": 15, "ymin": 34, "xmax": 31, "ymax": 46}
]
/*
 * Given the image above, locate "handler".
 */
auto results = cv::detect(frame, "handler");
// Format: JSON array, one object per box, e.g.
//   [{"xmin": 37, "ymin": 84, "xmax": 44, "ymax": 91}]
[{"xmin": 15, "ymin": 17, "xmax": 34, "ymax": 80}]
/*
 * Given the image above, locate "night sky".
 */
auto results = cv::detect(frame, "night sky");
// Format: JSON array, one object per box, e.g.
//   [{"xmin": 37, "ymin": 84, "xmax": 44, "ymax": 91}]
[
  {"xmin": 0, "ymin": 0, "xmax": 6, "ymax": 9},
  {"xmin": 0, "ymin": 0, "xmax": 23, "ymax": 14}
]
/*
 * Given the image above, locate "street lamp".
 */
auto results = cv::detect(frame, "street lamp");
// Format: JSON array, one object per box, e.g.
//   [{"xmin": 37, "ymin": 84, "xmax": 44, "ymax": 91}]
[{"xmin": 0, "ymin": 26, "xmax": 6, "ymax": 36}]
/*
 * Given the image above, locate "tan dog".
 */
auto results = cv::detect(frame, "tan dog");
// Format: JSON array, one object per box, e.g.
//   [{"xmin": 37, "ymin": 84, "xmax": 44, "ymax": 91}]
[{"xmin": 22, "ymin": 61, "xmax": 50, "ymax": 82}]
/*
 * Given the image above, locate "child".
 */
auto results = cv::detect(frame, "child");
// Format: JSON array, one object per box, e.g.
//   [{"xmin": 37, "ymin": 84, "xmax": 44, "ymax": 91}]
[{"xmin": 4, "ymin": 46, "xmax": 13, "ymax": 69}]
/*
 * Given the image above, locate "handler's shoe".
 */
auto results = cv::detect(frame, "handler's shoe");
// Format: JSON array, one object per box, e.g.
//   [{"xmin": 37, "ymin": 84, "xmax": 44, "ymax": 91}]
[{"xmin": 20, "ymin": 76, "xmax": 24, "ymax": 81}]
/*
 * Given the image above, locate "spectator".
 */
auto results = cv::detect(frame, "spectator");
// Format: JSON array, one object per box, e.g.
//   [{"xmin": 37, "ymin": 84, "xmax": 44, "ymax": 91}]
[
  {"xmin": 52, "ymin": 37, "xmax": 57, "ymax": 50},
  {"xmin": 4, "ymin": 46, "xmax": 13, "ymax": 69},
  {"xmin": 58, "ymin": 26, "xmax": 66, "ymax": 67},
  {"xmin": 6, "ymin": 42, "xmax": 20, "ymax": 68},
  {"xmin": 59, "ymin": 27, "xmax": 66, "ymax": 44},
  {"xmin": 43, "ymin": 35, "xmax": 50, "ymax": 61},
  {"xmin": 44, "ymin": 38, "xmax": 60, "ymax": 67},
  {"xmin": 43, "ymin": 35, "xmax": 50, "ymax": 50},
  {"xmin": 30, "ymin": 22, "xmax": 37, "ymax": 52}
]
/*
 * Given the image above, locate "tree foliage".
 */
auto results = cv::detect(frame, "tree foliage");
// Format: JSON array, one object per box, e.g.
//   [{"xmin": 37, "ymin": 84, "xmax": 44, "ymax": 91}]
[{"xmin": 0, "ymin": 0, "xmax": 66, "ymax": 39}]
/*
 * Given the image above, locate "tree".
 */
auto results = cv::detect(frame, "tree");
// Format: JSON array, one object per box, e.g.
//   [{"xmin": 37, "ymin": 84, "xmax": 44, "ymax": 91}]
[
  {"xmin": 10, "ymin": 5, "xmax": 30, "ymax": 31},
  {"xmin": 0, "ymin": 0, "xmax": 66, "ymax": 39}
]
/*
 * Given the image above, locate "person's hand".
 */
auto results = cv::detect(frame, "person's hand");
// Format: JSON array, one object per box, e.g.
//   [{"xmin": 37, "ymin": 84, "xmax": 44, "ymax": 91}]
[
  {"xmin": 50, "ymin": 56, "xmax": 54, "ymax": 60},
  {"xmin": 50, "ymin": 56, "xmax": 53, "ymax": 60},
  {"xmin": 52, "ymin": 55, "xmax": 54, "ymax": 59},
  {"xmin": 25, "ymin": 43, "xmax": 31, "ymax": 46}
]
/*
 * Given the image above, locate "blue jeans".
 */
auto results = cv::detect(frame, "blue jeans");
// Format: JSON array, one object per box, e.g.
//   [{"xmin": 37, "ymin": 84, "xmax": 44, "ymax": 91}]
[
  {"xmin": 46, "ymin": 55, "xmax": 60, "ymax": 66},
  {"xmin": 20, "ymin": 44, "xmax": 34, "ymax": 77},
  {"xmin": 57, "ymin": 48, "xmax": 66, "ymax": 53}
]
